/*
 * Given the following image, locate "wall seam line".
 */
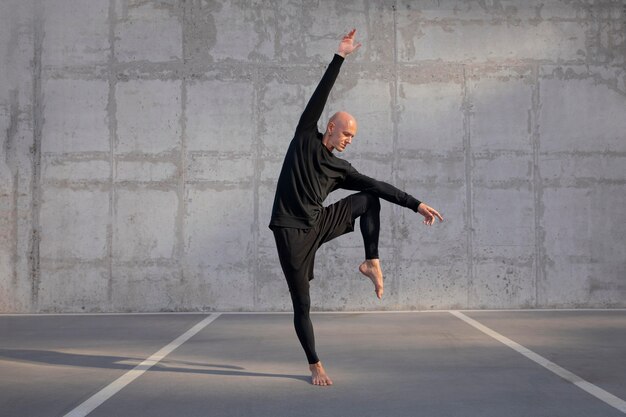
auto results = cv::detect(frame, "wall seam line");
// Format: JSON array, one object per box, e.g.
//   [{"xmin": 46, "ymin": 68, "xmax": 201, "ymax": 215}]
[
  {"xmin": 29, "ymin": 0, "xmax": 44, "ymax": 312},
  {"xmin": 531, "ymin": 63, "xmax": 543, "ymax": 308},
  {"xmin": 391, "ymin": 0, "xmax": 403, "ymax": 308},
  {"xmin": 462, "ymin": 65, "xmax": 474, "ymax": 309},
  {"xmin": 106, "ymin": 0, "xmax": 118, "ymax": 308}
]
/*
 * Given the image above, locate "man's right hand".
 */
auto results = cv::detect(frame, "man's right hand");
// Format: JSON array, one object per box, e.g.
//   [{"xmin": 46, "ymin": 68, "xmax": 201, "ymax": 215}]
[{"xmin": 337, "ymin": 29, "xmax": 362, "ymax": 58}]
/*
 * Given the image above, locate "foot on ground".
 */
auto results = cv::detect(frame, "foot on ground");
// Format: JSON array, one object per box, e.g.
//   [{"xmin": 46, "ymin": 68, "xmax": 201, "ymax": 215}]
[
  {"xmin": 359, "ymin": 259, "xmax": 384, "ymax": 299},
  {"xmin": 309, "ymin": 361, "xmax": 333, "ymax": 386}
]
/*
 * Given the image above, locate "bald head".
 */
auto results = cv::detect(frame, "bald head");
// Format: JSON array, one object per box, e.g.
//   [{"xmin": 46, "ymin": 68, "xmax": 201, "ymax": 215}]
[
  {"xmin": 329, "ymin": 111, "xmax": 356, "ymax": 127},
  {"xmin": 323, "ymin": 111, "xmax": 357, "ymax": 152}
]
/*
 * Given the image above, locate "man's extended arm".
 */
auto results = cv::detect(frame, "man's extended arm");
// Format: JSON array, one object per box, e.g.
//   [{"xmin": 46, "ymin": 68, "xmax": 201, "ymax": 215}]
[
  {"xmin": 341, "ymin": 171, "xmax": 421, "ymax": 211},
  {"xmin": 342, "ymin": 170, "xmax": 444, "ymax": 225},
  {"xmin": 295, "ymin": 29, "xmax": 362, "ymax": 133}
]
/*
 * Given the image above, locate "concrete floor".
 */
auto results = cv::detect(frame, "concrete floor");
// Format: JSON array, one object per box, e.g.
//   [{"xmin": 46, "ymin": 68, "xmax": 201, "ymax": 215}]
[{"xmin": 1, "ymin": 310, "xmax": 625, "ymax": 417}]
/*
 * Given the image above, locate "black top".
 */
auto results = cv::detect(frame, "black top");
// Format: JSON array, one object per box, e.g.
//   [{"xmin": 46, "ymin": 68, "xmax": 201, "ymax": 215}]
[{"xmin": 269, "ymin": 54, "xmax": 421, "ymax": 229}]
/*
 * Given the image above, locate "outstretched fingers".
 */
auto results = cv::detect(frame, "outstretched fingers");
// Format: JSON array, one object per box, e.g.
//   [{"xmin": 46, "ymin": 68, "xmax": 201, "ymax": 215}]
[
  {"xmin": 345, "ymin": 29, "xmax": 361, "ymax": 49},
  {"xmin": 432, "ymin": 208, "xmax": 444, "ymax": 222},
  {"xmin": 419, "ymin": 204, "xmax": 443, "ymax": 226},
  {"xmin": 338, "ymin": 29, "xmax": 362, "ymax": 57}
]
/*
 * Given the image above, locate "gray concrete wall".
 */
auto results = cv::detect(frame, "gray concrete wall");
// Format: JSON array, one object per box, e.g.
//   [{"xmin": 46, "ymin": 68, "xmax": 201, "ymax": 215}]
[{"xmin": 1, "ymin": 0, "xmax": 625, "ymax": 313}]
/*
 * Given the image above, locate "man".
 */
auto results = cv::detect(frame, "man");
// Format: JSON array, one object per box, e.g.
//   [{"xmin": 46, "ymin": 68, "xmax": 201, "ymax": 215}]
[{"xmin": 269, "ymin": 29, "xmax": 443, "ymax": 386}]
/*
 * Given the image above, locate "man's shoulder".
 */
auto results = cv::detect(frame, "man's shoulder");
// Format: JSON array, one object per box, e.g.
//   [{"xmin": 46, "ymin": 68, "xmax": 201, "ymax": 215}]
[
  {"xmin": 294, "ymin": 126, "xmax": 323, "ymax": 138},
  {"xmin": 290, "ymin": 129, "xmax": 323, "ymax": 149}
]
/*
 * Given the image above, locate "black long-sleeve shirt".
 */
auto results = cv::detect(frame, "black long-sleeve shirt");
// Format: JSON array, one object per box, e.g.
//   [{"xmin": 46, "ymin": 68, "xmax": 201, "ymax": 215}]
[{"xmin": 269, "ymin": 54, "xmax": 421, "ymax": 229}]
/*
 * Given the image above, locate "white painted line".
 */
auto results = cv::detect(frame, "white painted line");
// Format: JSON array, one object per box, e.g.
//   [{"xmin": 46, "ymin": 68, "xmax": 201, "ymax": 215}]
[
  {"xmin": 63, "ymin": 313, "xmax": 221, "ymax": 417},
  {"xmin": 450, "ymin": 311, "xmax": 626, "ymax": 414}
]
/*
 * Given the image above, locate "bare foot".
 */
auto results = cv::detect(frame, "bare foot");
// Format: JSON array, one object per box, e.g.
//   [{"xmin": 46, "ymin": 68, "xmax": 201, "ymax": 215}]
[
  {"xmin": 359, "ymin": 259, "xmax": 384, "ymax": 299},
  {"xmin": 309, "ymin": 361, "xmax": 333, "ymax": 386}
]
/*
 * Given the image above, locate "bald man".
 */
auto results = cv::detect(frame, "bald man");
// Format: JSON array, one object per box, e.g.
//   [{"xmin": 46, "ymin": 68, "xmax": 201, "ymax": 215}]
[{"xmin": 269, "ymin": 29, "xmax": 443, "ymax": 386}]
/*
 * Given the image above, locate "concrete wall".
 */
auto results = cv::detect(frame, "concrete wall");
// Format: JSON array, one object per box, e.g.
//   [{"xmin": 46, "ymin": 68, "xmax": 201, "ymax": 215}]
[{"xmin": 1, "ymin": 0, "xmax": 625, "ymax": 313}]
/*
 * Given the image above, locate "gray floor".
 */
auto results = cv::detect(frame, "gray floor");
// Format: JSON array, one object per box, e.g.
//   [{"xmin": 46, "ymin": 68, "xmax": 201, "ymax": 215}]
[{"xmin": 1, "ymin": 310, "xmax": 625, "ymax": 417}]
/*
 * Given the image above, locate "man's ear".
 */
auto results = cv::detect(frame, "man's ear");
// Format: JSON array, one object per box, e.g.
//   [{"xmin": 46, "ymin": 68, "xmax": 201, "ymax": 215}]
[{"xmin": 327, "ymin": 121, "xmax": 335, "ymax": 134}]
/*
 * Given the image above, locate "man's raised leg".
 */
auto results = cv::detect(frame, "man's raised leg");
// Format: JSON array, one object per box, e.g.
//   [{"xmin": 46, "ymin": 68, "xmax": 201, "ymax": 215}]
[
  {"xmin": 349, "ymin": 192, "xmax": 384, "ymax": 299},
  {"xmin": 359, "ymin": 259, "xmax": 384, "ymax": 299}
]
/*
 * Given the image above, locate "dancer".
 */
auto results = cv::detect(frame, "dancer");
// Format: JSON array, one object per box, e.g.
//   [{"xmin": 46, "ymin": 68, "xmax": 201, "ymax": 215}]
[{"xmin": 269, "ymin": 29, "xmax": 443, "ymax": 386}]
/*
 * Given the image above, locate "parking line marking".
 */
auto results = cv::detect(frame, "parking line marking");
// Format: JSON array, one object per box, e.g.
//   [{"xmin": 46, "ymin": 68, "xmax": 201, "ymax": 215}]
[
  {"xmin": 450, "ymin": 311, "xmax": 626, "ymax": 414},
  {"xmin": 63, "ymin": 313, "xmax": 221, "ymax": 417}
]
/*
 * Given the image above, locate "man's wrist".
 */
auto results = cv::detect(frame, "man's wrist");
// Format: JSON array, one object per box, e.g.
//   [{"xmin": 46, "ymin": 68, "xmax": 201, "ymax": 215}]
[{"xmin": 410, "ymin": 198, "xmax": 422, "ymax": 212}]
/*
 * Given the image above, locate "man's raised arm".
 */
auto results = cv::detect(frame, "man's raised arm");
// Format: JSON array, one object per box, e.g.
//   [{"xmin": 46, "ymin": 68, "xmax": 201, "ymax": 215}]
[{"xmin": 295, "ymin": 29, "xmax": 362, "ymax": 133}]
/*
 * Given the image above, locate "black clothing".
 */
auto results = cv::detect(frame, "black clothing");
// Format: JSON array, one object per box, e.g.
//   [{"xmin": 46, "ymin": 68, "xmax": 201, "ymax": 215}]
[
  {"xmin": 269, "ymin": 54, "xmax": 423, "ymax": 365},
  {"xmin": 269, "ymin": 54, "xmax": 421, "ymax": 229},
  {"xmin": 272, "ymin": 193, "xmax": 380, "ymax": 364},
  {"xmin": 349, "ymin": 192, "xmax": 380, "ymax": 260}
]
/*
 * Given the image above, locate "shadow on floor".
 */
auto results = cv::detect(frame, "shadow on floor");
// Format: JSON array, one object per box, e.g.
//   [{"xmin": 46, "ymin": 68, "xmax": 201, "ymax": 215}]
[{"xmin": 0, "ymin": 348, "xmax": 310, "ymax": 383}]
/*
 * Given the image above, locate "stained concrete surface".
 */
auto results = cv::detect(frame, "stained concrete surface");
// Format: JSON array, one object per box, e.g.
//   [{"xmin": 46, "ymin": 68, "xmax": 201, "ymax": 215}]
[
  {"xmin": 1, "ymin": 1, "xmax": 625, "ymax": 312},
  {"xmin": 1, "ymin": 311, "xmax": 626, "ymax": 417}
]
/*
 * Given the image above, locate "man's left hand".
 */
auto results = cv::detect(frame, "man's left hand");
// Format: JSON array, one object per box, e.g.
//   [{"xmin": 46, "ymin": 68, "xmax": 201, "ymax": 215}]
[{"xmin": 418, "ymin": 203, "xmax": 443, "ymax": 226}]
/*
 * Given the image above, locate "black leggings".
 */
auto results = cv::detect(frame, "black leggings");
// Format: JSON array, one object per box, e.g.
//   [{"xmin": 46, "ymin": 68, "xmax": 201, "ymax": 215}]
[
  {"xmin": 274, "ymin": 192, "xmax": 381, "ymax": 364},
  {"xmin": 349, "ymin": 192, "xmax": 381, "ymax": 260}
]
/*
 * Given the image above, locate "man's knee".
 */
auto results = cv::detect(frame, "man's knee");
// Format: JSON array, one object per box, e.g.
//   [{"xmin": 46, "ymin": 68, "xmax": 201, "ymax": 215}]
[
  {"xmin": 350, "ymin": 191, "xmax": 380, "ymax": 219},
  {"xmin": 290, "ymin": 288, "xmax": 311, "ymax": 315}
]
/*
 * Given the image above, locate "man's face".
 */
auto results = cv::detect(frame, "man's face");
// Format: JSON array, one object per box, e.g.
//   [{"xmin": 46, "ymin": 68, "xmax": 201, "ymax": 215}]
[{"xmin": 328, "ymin": 117, "xmax": 357, "ymax": 152}]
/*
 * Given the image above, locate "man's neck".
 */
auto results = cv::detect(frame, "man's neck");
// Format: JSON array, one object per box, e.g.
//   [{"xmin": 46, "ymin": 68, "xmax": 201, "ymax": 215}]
[{"xmin": 321, "ymin": 134, "xmax": 334, "ymax": 152}]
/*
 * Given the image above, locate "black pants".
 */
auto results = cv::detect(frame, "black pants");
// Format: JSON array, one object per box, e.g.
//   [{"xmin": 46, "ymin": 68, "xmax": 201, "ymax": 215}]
[{"xmin": 272, "ymin": 192, "xmax": 381, "ymax": 364}]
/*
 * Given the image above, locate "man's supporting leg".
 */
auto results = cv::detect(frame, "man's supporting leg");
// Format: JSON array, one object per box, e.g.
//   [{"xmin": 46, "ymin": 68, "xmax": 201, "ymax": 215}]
[
  {"xmin": 288, "ymin": 274, "xmax": 332, "ymax": 385},
  {"xmin": 272, "ymin": 227, "xmax": 332, "ymax": 385},
  {"xmin": 288, "ymin": 278, "xmax": 319, "ymax": 365},
  {"xmin": 348, "ymin": 192, "xmax": 385, "ymax": 298}
]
